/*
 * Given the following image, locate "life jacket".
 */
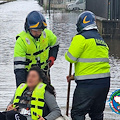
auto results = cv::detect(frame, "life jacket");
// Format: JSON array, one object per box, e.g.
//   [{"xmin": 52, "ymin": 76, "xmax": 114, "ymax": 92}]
[{"xmin": 13, "ymin": 83, "xmax": 46, "ymax": 120}]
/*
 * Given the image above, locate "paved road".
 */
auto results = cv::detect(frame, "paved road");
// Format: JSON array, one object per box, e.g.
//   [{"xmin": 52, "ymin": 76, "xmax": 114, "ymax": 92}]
[{"xmin": 0, "ymin": 0, "xmax": 120, "ymax": 119}]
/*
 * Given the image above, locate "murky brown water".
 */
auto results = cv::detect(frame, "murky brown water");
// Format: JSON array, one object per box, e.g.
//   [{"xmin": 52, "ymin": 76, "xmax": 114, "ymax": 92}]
[
  {"xmin": 106, "ymin": 39, "xmax": 120, "ymax": 59},
  {"xmin": 0, "ymin": 0, "xmax": 120, "ymax": 119}
]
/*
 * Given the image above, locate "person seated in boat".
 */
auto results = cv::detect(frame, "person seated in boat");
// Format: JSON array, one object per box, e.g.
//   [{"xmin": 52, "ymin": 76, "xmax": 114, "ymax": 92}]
[{"xmin": 0, "ymin": 66, "xmax": 61, "ymax": 120}]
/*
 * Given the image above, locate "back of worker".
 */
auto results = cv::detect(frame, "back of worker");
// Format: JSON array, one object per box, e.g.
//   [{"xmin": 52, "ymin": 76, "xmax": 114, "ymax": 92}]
[
  {"xmin": 65, "ymin": 11, "xmax": 110, "ymax": 120},
  {"xmin": 72, "ymin": 29, "xmax": 110, "ymax": 80}
]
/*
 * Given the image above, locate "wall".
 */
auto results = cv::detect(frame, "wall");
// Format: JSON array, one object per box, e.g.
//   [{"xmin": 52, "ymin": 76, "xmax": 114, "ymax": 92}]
[{"xmin": 96, "ymin": 17, "xmax": 120, "ymax": 39}]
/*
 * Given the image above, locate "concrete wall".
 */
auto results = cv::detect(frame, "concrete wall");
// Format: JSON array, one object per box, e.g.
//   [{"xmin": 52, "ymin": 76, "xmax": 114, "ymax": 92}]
[
  {"xmin": 43, "ymin": 0, "xmax": 47, "ymax": 6},
  {"xmin": 51, "ymin": 0, "xmax": 67, "ymax": 9},
  {"xmin": 96, "ymin": 16, "xmax": 120, "ymax": 39},
  {"xmin": 51, "ymin": 0, "xmax": 68, "ymax": 4},
  {"xmin": 43, "ymin": 0, "xmax": 48, "ymax": 10}
]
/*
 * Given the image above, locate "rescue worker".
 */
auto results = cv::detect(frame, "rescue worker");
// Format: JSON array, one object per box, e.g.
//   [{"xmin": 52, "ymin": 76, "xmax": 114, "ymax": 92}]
[
  {"xmin": 0, "ymin": 66, "xmax": 61, "ymax": 120},
  {"xmin": 65, "ymin": 11, "xmax": 110, "ymax": 120},
  {"xmin": 14, "ymin": 11, "xmax": 59, "ymax": 87}
]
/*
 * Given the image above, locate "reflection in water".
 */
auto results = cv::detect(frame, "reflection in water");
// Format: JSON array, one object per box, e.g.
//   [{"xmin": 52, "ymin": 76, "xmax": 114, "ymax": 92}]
[{"xmin": 52, "ymin": 11, "xmax": 79, "ymax": 50}]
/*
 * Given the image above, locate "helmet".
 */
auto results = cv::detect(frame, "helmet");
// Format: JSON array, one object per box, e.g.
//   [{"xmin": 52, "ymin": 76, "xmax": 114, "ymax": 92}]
[
  {"xmin": 24, "ymin": 11, "xmax": 47, "ymax": 32},
  {"xmin": 76, "ymin": 11, "xmax": 98, "ymax": 33}
]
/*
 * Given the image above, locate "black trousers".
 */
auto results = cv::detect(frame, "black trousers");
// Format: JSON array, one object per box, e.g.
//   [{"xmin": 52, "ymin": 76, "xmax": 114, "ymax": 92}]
[
  {"xmin": 71, "ymin": 77, "xmax": 110, "ymax": 120},
  {"xmin": 0, "ymin": 111, "xmax": 27, "ymax": 120}
]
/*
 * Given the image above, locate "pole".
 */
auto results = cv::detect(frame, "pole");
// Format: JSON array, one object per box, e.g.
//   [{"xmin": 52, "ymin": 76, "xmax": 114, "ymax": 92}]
[
  {"xmin": 108, "ymin": 0, "xmax": 110, "ymax": 19},
  {"xmin": 66, "ymin": 63, "xmax": 72, "ymax": 116},
  {"xmin": 49, "ymin": 0, "xmax": 51, "ymax": 16}
]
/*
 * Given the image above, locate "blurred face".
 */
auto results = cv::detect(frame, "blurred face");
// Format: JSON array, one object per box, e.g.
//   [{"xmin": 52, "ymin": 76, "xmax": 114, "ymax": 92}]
[
  {"xmin": 27, "ymin": 70, "xmax": 42, "ymax": 89},
  {"xmin": 30, "ymin": 29, "xmax": 42, "ymax": 38}
]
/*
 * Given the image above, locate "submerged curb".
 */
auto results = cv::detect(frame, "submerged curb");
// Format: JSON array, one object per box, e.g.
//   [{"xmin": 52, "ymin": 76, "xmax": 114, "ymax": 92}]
[
  {"xmin": 0, "ymin": 1, "xmax": 7, "ymax": 4},
  {"xmin": 0, "ymin": 0, "xmax": 15, "ymax": 5}
]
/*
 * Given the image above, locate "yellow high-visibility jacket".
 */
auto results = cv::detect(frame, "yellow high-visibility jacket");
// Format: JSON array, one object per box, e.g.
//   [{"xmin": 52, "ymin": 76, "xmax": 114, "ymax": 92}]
[
  {"xmin": 65, "ymin": 30, "xmax": 110, "ymax": 80},
  {"xmin": 14, "ymin": 29, "xmax": 58, "ymax": 71}
]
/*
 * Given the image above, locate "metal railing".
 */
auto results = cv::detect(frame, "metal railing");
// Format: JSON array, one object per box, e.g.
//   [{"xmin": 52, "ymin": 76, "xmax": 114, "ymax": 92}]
[
  {"xmin": 86, "ymin": 0, "xmax": 108, "ymax": 19},
  {"xmin": 86, "ymin": 0, "xmax": 120, "ymax": 20},
  {"xmin": 109, "ymin": 0, "xmax": 120, "ymax": 20}
]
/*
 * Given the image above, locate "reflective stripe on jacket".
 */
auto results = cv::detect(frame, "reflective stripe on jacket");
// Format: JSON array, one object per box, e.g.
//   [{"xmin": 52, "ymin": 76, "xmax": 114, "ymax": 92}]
[
  {"xmin": 14, "ymin": 29, "xmax": 58, "ymax": 71},
  {"xmin": 13, "ymin": 83, "xmax": 46, "ymax": 119},
  {"xmin": 65, "ymin": 30, "xmax": 110, "ymax": 80}
]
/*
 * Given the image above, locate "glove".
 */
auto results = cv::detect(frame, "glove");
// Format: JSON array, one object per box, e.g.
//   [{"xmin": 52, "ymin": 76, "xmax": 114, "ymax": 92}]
[{"xmin": 48, "ymin": 56, "xmax": 55, "ymax": 68}]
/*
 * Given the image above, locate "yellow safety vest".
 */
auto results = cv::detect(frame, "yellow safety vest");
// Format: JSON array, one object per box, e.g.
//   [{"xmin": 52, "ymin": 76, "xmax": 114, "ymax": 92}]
[
  {"xmin": 65, "ymin": 34, "xmax": 110, "ymax": 80},
  {"xmin": 13, "ymin": 83, "xmax": 46, "ymax": 120},
  {"xmin": 16, "ymin": 30, "xmax": 49, "ymax": 71}
]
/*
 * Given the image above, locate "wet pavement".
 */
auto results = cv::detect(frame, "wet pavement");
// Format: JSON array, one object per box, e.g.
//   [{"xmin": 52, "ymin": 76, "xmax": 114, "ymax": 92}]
[{"xmin": 0, "ymin": 0, "xmax": 120, "ymax": 119}]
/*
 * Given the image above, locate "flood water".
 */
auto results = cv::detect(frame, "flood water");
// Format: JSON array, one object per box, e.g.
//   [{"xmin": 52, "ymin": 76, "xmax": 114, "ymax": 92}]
[{"xmin": 0, "ymin": 0, "xmax": 120, "ymax": 119}]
